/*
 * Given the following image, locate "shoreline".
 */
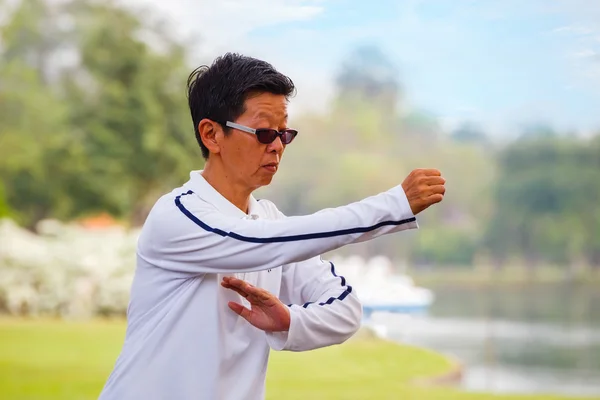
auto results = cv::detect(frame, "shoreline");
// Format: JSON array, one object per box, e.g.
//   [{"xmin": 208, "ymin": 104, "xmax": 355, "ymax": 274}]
[
  {"xmin": 355, "ymin": 325, "xmax": 465, "ymax": 388},
  {"xmin": 408, "ymin": 265, "xmax": 600, "ymax": 288},
  {"xmin": 355, "ymin": 324, "xmax": 600, "ymax": 400}
]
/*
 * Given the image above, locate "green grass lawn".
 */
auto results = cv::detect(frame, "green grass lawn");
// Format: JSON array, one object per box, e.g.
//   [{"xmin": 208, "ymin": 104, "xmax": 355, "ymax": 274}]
[{"xmin": 0, "ymin": 318, "xmax": 597, "ymax": 400}]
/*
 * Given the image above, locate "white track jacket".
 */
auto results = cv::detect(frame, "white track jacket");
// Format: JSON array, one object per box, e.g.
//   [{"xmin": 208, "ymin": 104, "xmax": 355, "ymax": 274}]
[{"xmin": 99, "ymin": 170, "xmax": 418, "ymax": 400}]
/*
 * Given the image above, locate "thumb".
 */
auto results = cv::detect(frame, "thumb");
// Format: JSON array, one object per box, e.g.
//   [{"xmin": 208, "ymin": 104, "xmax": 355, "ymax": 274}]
[{"xmin": 228, "ymin": 301, "xmax": 252, "ymax": 320}]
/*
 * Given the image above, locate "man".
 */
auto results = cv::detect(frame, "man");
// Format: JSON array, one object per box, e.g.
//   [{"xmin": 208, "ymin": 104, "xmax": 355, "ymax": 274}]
[{"xmin": 99, "ymin": 53, "xmax": 445, "ymax": 399}]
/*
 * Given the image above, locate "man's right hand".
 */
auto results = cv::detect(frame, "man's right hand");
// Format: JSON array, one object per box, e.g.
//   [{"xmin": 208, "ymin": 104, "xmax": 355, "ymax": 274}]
[{"xmin": 401, "ymin": 168, "xmax": 446, "ymax": 215}]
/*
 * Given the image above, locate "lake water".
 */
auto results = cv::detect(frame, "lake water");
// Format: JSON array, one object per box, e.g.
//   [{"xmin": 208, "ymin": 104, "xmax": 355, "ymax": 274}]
[{"xmin": 370, "ymin": 284, "xmax": 600, "ymax": 398}]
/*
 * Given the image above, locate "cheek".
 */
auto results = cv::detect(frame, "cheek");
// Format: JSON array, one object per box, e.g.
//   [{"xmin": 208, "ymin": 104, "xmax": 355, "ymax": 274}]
[
  {"xmin": 223, "ymin": 138, "xmax": 264, "ymax": 168},
  {"xmin": 221, "ymin": 137, "xmax": 245, "ymax": 159}
]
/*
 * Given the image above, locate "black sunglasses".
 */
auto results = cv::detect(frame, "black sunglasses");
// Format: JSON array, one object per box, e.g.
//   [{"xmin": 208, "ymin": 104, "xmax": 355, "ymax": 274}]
[{"xmin": 225, "ymin": 121, "xmax": 298, "ymax": 145}]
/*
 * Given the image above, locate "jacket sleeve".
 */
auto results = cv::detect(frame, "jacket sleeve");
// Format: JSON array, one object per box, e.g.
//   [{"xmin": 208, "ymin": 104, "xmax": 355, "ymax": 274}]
[
  {"xmin": 138, "ymin": 185, "xmax": 417, "ymax": 275},
  {"xmin": 265, "ymin": 256, "xmax": 362, "ymax": 352}
]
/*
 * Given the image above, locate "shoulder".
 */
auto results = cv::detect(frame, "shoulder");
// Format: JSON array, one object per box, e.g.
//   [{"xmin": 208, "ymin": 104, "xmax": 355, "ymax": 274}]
[
  {"xmin": 156, "ymin": 186, "xmax": 217, "ymax": 214},
  {"xmin": 255, "ymin": 198, "xmax": 287, "ymax": 219},
  {"xmin": 137, "ymin": 187, "xmax": 220, "ymax": 254},
  {"xmin": 142, "ymin": 187, "xmax": 215, "ymax": 235}
]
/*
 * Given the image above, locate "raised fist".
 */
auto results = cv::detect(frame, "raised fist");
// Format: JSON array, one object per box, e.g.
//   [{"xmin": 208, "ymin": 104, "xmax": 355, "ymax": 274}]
[{"xmin": 401, "ymin": 169, "xmax": 446, "ymax": 215}]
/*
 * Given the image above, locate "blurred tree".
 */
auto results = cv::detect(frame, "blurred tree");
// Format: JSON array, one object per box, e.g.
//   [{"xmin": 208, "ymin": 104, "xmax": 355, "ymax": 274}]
[
  {"xmin": 0, "ymin": 0, "xmax": 67, "ymax": 83},
  {"xmin": 0, "ymin": 181, "xmax": 10, "ymax": 218},
  {"xmin": 519, "ymin": 123, "xmax": 557, "ymax": 139},
  {"xmin": 0, "ymin": 0, "xmax": 200, "ymax": 228},
  {"xmin": 334, "ymin": 45, "xmax": 401, "ymax": 113},
  {"xmin": 584, "ymin": 134, "xmax": 600, "ymax": 267},
  {"xmin": 0, "ymin": 0, "xmax": 88, "ymax": 228},
  {"xmin": 451, "ymin": 121, "xmax": 490, "ymax": 146},
  {"xmin": 412, "ymin": 226, "xmax": 479, "ymax": 266},
  {"xmin": 485, "ymin": 135, "xmax": 600, "ymax": 269},
  {"xmin": 63, "ymin": 0, "xmax": 200, "ymax": 225},
  {"xmin": 400, "ymin": 109, "xmax": 443, "ymax": 143}
]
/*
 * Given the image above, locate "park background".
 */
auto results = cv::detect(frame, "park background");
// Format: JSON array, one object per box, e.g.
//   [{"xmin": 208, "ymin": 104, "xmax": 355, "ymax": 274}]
[{"xmin": 1, "ymin": 0, "xmax": 599, "ymax": 398}]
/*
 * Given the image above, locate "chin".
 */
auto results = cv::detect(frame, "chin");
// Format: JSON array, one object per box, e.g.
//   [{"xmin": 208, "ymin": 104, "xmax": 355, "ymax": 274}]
[
  {"xmin": 256, "ymin": 175, "xmax": 275, "ymax": 188},
  {"xmin": 261, "ymin": 176, "xmax": 274, "ymax": 186}
]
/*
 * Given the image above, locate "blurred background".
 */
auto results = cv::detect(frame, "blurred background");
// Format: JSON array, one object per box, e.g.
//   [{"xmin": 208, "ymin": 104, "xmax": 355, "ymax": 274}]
[{"xmin": 1, "ymin": 0, "xmax": 599, "ymax": 399}]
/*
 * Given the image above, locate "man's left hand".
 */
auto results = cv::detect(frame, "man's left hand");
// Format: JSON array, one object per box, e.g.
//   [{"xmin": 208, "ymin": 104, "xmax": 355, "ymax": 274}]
[{"xmin": 221, "ymin": 276, "xmax": 291, "ymax": 332}]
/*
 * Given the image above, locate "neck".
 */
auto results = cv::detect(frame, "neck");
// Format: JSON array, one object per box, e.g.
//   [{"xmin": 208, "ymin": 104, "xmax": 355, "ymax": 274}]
[{"xmin": 201, "ymin": 160, "xmax": 252, "ymax": 214}]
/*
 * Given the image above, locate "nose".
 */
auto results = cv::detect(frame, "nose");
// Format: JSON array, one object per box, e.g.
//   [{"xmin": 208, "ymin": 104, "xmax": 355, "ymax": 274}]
[{"xmin": 267, "ymin": 136, "xmax": 284, "ymax": 153}]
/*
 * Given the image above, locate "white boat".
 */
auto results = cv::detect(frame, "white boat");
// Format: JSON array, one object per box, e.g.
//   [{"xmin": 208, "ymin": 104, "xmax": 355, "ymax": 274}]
[{"xmin": 330, "ymin": 255, "xmax": 435, "ymax": 319}]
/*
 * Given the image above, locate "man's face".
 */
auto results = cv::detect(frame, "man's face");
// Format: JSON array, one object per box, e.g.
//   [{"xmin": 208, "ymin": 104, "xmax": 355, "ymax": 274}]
[{"xmin": 220, "ymin": 92, "xmax": 289, "ymax": 191}]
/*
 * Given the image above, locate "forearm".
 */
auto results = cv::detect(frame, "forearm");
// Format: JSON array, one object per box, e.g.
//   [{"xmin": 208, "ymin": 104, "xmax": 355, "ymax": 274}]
[{"xmin": 266, "ymin": 290, "xmax": 363, "ymax": 351}]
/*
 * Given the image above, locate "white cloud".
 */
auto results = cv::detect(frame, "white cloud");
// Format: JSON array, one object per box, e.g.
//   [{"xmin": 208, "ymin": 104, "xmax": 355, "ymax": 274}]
[
  {"xmin": 572, "ymin": 49, "xmax": 598, "ymax": 58},
  {"xmin": 565, "ymin": 0, "xmax": 600, "ymax": 16},
  {"xmin": 110, "ymin": 0, "xmax": 600, "ymax": 132},
  {"xmin": 118, "ymin": 0, "xmax": 325, "ymax": 58},
  {"xmin": 571, "ymin": 47, "xmax": 600, "ymax": 87},
  {"xmin": 544, "ymin": 3, "xmax": 600, "ymax": 89},
  {"xmin": 553, "ymin": 25, "xmax": 595, "ymax": 35},
  {"xmin": 115, "ymin": 0, "xmax": 332, "ymax": 115}
]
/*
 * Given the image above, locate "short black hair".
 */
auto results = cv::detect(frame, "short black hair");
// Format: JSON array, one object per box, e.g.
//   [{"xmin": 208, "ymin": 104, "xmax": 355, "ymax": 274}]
[{"xmin": 186, "ymin": 53, "xmax": 296, "ymax": 159}]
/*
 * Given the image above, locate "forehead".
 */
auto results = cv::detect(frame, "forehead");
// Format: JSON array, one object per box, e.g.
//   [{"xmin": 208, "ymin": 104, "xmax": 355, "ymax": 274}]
[{"xmin": 244, "ymin": 93, "xmax": 288, "ymax": 120}]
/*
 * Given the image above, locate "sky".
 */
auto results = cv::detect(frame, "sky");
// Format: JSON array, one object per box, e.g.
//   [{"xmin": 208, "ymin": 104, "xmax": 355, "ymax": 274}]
[{"xmin": 122, "ymin": 0, "xmax": 600, "ymax": 137}]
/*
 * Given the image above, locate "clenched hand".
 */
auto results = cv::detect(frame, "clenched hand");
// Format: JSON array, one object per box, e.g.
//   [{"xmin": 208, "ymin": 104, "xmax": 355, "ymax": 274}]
[
  {"xmin": 221, "ymin": 276, "xmax": 291, "ymax": 332},
  {"xmin": 401, "ymin": 168, "xmax": 446, "ymax": 215}
]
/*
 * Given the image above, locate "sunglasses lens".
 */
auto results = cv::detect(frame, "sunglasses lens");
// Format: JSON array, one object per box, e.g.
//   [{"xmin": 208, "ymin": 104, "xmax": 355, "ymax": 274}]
[
  {"xmin": 256, "ymin": 130, "xmax": 278, "ymax": 144},
  {"xmin": 255, "ymin": 129, "xmax": 298, "ymax": 144},
  {"xmin": 281, "ymin": 130, "xmax": 297, "ymax": 144}
]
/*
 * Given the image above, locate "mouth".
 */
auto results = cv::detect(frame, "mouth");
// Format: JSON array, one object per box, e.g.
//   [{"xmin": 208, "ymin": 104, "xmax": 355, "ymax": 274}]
[{"xmin": 262, "ymin": 163, "xmax": 279, "ymax": 173}]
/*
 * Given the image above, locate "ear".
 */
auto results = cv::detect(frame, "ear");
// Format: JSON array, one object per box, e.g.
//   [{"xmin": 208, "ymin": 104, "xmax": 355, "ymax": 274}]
[{"xmin": 198, "ymin": 119, "xmax": 223, "ymax": 156}]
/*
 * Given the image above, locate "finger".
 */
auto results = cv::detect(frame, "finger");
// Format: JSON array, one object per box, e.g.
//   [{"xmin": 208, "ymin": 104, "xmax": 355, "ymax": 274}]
[
  {"xmin": 427, "ymin": 193, "xmax": 444, "ymax": 205},
  {"xmin": 430, "ymin": 185, "xmax": 446, "ymax": 195},
  {"xmin": 221, "ymin": 276, "xmax": 238, "ymax": 287},
  {"xmin": 421, "ymin": 168, "xmax": 441, "ymax": 177},
  {"xmin": 423, "ymin": 176, "xmax": 446, "ymax": 186},
  {"xmin": 221, "ymin": 276, "xmax": 239, "ymax": 286},
  {"xmin": 242, "ymin": 285, "xmax": 271, "ymax": 301},
  {"xmin": 221, "ymin": 276, "xmax": 236, "ymax": 289},
  {"xmin": 222, "ymin": 284, "xmax": 249, "ymax": 298},
  {"xmin": 226, "ymin": 277, "xmax": 270, "ymax": 299},
  {"xmin": 228, "ymin": 302, "xmax": 252, "ymax": 320},
  {"xmin": 222, "ymin": 278, "xmax": 271, "ymax": 302},
  {"xmin": 224, "ymin": 278, "xmax": 253, "ymax": 293},
  {"xmin": 221, "ymin": 277, "xmax": 251, "ymax": 297},
  {"xmin": 224, "ymin": 277, "xmax": 252, "ymax": 291}
]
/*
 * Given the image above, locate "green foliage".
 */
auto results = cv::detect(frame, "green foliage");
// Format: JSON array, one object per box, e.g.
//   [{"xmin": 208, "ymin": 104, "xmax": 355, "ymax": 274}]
[
  {"xmin": 0, "ymin": 181, "xmax": 10, "ymax": 218},
  {"xmin": 65, "ymin": 0, "xmax": 200, "ymax": 224},
  {"xmin": 0, "ymin": 0, "xmax": 201, "ymax": 228},
  {"xmin": 451, "ymin": 122, "xmax": 490, "ymax": 146},
  {"xmin": 412, "ymin": 227, "xmax": 479, "ymax": 266},
  {"xmin": 485, "ymin": 136, "xmax": 600, "ymax": 267},
  {"xmin": 0, "ymin": 57, "xmax": 77, "ymax": 227}
]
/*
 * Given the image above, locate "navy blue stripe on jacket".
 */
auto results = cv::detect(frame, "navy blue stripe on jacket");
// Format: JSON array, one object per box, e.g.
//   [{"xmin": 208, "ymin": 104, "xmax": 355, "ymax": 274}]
[
  {"xmin": 301, "ymin": 262, "xmax": 352, "ymax": 309},
  {"xmin": 175, "ymin": 190, "xmax": 415, "ymax": 244}
]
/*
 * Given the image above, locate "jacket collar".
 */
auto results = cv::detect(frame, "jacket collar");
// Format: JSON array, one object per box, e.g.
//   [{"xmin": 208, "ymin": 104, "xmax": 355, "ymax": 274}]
[{"xmin": 183, "ymin": 170, "xmax": 261, "ymax": 218}]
